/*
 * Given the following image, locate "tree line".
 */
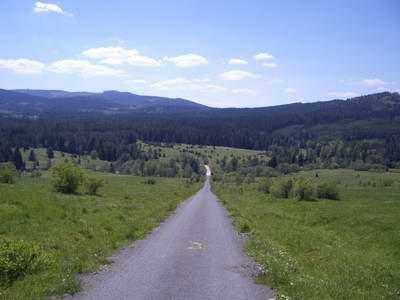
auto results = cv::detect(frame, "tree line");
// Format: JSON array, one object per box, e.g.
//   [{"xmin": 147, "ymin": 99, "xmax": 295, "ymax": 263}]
[{"xmin": 1, "ymin": 92, "xmax": 400, "ymax": 172}]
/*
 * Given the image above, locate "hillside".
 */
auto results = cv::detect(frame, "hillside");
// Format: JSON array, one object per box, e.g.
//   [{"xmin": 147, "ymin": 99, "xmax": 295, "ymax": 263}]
[
  {"xmin": 1, "ymin": 91, "xmax": 400, "ymax": 170},
  {"xmin": 0, "ymin": 89, "xmax": 206, "ymax": 116}
]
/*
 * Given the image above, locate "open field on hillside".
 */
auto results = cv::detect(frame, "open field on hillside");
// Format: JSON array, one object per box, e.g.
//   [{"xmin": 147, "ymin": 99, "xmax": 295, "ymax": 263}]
[
  {"xmin": 141, "ymin": 142, "xmax": 268, "ymax": 172},
  {"xmin": 0, "ymin": 172, "xmax": 201, "ymax": 299},
  {"xmin": 214, "ymin": 169, "xmax": 400, "ymax": 299},
  {"xmin": 21, "ymin": 143, "xmax": 267, "ymax": 176},
  {"xmin": 21, "ymin": 148, "xmax": 110, "ymax": 172}
]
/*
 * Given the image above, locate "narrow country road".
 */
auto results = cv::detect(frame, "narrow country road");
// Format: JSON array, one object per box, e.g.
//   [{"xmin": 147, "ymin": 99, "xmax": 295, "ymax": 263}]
[{"xmin": 69, "ymin": 166, "xmax": 274, "ymax": 300}]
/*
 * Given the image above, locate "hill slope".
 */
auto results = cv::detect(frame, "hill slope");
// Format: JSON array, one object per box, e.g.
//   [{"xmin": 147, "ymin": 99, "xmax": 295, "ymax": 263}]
[
  {"xmin": 0, "ymin": 89, "xmax": 206, "ymax": 115},
  {"xmin": 1, "ymin": 90, "xmax": 400, "ymax": 168}
]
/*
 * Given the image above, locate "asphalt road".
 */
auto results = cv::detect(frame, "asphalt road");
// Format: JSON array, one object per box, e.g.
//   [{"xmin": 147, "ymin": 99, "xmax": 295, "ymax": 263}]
[{"xmin": 69, "ymin": 167, "xmax": 274, "ymax": 300}]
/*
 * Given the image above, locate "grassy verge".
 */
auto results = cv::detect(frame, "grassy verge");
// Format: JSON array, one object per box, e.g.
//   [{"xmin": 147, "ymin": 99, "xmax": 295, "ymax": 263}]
[
  {"xmin": 0, "ymin": 172, "xmax": 201, "ymax": 299},
  {"xmin": 214, "ymin": 169, "xmax": 400, "ymax": 299}
]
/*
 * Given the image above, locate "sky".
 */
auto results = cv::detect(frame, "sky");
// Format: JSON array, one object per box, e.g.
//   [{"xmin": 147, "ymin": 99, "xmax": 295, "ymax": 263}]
[{"xmin": 0, "ymin": 0, "xmax": 399, "ymax": 107}]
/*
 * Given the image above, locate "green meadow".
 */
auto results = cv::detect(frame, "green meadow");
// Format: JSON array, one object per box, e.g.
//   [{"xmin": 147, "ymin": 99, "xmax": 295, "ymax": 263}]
[
  {"xmin": 0, "ymin": 172, "xmax": 201, "ymax": 299},
  {"xmin": 214, "ymin": 169, "xmax": 400, "ymax": 299}
]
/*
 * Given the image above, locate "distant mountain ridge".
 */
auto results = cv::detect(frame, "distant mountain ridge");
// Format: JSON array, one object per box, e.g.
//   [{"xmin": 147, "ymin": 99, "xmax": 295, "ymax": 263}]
[
  {"xmin": 0, "ymin": 89, "xmax": 206, "ymax": 115},
  {"xmin": 1, "ymin": 89, "xmax": 399, "ymax": 120},
  {"xmin": 1, "ymin": 89, "xmax": 400, "ymax": 165},
  {"xmin": 12, "ymin": 89, "xmax": 97, "ymax": 98}
]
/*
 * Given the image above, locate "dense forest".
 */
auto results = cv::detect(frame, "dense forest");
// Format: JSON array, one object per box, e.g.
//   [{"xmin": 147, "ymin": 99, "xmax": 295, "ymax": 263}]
[{"xmin": 1, "ymin": 91, "xmax": 400, "ymax": 173}]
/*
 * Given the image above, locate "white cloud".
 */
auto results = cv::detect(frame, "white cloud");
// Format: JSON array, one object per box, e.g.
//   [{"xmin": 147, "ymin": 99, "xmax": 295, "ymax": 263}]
[
  {"xmin": 152, "ymin": 78, "xmax": 224, "ymax": 92},
  {"xmin": 204, "ymin": 84, "xmax": 227, "ymax": 92},
  {"xmin": 376, "ymin": 87, "xmax": 389, "ymax": 92},
  {"xmin": 127, "ymin": 79, "xmax": 147, "ymax": 84},
  {"xmin": 126, "ymin": 55, "xmax": 161, "ymax": 67},
  {"xmin": 48, "ymin": 60, "xmax": 126, "ymax": 77},
  {"xmin": 83, "ymin": 46, "xmax": 161, "ymax": 67},
  {"xmin": 328, "ymin": 92, "xmax": 357, "ymax": 98},
  {"xmin": 228, "ymin": 58, "xmax": 248, "ymax": 65},
  {"xmin": 254, "ymin": 52, "xmax": 274, "ymax": 61},
  {"xmin": 285, "ymin": 88, "xmax": 296, "ymax": 94},
  {"xmin": 218, "ymin": 70, "xmax": 260, "ymax": 81},
  {"xmin": 361, "ymin": 78, "xmax": 387, "ymax": 86},
  {"xmin": 99, "ymin": 58, "xmax": 125, "ymax": 65},
  {"xmin": 83, "ymin": 47, "xmax": 138, "ymax": 60},
  {"xmin": 232, "ymin": 89, "xmax": 260, "ymax": 96},
  {"xmin": 0, "ymin": 58, "xmax": 45, "ymax": 74},
  {"xmin": 262, "ymin": 62, "xmax": 277, "ymax": 68},
  {"xmin": 163, "ymin": 54, "xmax": 208, "ymax": 68},
  {"xmin": 270, "ymin": 78, "xmax": 283, "ymax": 84},
  {"xmin": 34, "ymin": 2, "xmax": 73, "ymax": 17}
]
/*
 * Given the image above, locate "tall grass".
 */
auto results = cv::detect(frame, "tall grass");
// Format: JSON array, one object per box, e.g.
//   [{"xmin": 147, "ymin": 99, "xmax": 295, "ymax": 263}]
[{"xmin": 214, "ymin": 169, "xmax": 400, "ymax": 299}]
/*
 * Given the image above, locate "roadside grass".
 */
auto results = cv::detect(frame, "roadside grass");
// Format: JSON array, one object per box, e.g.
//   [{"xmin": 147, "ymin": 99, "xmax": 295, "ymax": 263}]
[
  {"xmin": 214, "ymin": 169, "xmax": 400, "ymax": 299},
  {"xmin": 0, "ymin": 172, "xmax": 201, "ymax": 299}
]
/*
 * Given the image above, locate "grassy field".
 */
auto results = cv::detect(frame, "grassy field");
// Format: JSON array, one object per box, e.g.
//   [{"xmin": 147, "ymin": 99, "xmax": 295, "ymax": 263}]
[
  {"xmin": 141, "ymin": 142, "xmax": 268, "ymax": 172},
  {"xmin": 0, "ymin": 171, "xmax": 201, "ymax": 299},
  {"xmin": 214, "ymin": 169, "xmax": 400, "ymax": 299},
  {"xmin": 22, "ymin": 143, "xmax": 266, "ymax": 175},
  {"xmin": 21, "ymin": 148, "xmax": 110, "ymax": 172}
]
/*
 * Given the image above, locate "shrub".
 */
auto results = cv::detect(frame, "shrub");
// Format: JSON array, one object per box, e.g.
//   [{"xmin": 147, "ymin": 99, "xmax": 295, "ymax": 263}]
[
  {"xmin": 258, "ymin": 177, "xmax": 272, "ymax": 193},
  {"xmin": 382, "ymin": 178, "xmax": 394, "ymax": 187},
  {"xmin": 352, "ymin": 162, "xmax": 385, "ymax": 172},
  {"xmin": 143, "ymin": 178, "xmax": 156, "ymax": 185},
  {"xmin": 30, "ymin": 170, "xmax": 42, "ymax": 178},
  {"xmin": 0, "ymin": 238, "xmax": 52, "ymax": 287},
  {"xmin": 84, "ymin": 177, "xmax": 105, "ymax": 195},
  {"xmin": 234, "ymin": 174, "xmax": 244, "ymax": 185},
  {"xmin": 271, "ymin": 178, "xmax": 293, "ymax": 198},
  {"xmin": 316, "ymin": 182, "xmax": 340, "ymax": 200},
  {"xmin": 240, "ymin": 222, "xmax": 251, "ymax": 233},
  {"xmin": 52, "ymin": 162, "xmax": 84, "ymax": 194},
  {"xmin": 0, "ymin": 163, "xmax": 17, "ymax": 184},
  {"xmin": 294, "ymin": 178, "xmax": 315, "ymax": 201},
  {"xmin": 244, "ymin": 175, "xmax": 255, "ymax": 184}
]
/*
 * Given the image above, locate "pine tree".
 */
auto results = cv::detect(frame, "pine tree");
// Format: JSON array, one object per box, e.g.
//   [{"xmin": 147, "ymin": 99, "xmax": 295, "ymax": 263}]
[
  {"xmin": 298, "ymin": 153, "xmax": 304, "ymax": 167},
  {"xmin": 28, "ymin": 149, "xmax": 37, "ymax": 162},
  {"xmin": 268, "ymin": 155, "xmax": 278, "ymax": 168},
  {"xmin": 12, "ymin": 148, "xmax": 25, "ymax": 171},
  {"xmin": 47, "ymin": 147, "xmax": 54, "ymax": 159}
]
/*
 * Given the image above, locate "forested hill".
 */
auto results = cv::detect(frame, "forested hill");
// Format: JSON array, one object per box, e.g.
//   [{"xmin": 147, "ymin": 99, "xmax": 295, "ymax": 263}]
[
  {"xmin": 0, "ymin": 88, "xmax": 399, "ymax": 119},
  {"xmin": 1, "ymin": 91, "xmax": 400, "ymax": 169},
  {"xmin": 0, "ymin": 89, "xmax": 206, "ymax": 115}
]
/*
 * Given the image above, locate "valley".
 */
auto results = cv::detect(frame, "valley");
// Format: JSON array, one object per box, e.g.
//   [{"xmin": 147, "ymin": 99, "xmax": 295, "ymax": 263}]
[{"xmin": 1, "ymin": 91, "xmax": 400, "ymax": 298}]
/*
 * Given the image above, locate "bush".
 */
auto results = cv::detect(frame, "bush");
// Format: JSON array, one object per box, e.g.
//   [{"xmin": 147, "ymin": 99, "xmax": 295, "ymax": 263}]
[
  {"xmin": 316, "ymin": 182, "xmax": 340, "ymax": 200},
  {"xmin": 0, "ymin": 163, "xmax": 17, "ymax": 184},
  {"xmin": 30, "ymin": 170, "xmax": 42, "ymax": 178},
  {"xmin": 271, "ymin": 178, "xmax": 293, "ymax": 198},
  {"xmin": 240, "ymin": 222, "xmax": 251, "ymax": 233},
  {"xmin": 143, "ymin": 178, "xmax": 156, "ymax": 185},
  {"xmin": 258, "ymin": 177, "xmax": 272, "ymax": 193},
  {"xmin": 244, "ymin": 175, "xmax": 255, "ymax": 184},
  {"xmin": 352, "ymin": 162, "xmax": 385, "ymax": 172},
  {"xmin": 0, "ymin": 238, "xmax": 52, "ymax": 286},
  {"xmin": 84, "ymin": 177, "xmax": 105, "ymax": 195},
  {"xmin": 294, "ymin": 178, "xmax": 315, "ymax": 201},
  {"xmin": 52, "ymin": 162, "xmax": 84, "ymax": 194},
  {"xmin": 382, "ymin": 178, "xmax": 394, "ymax": 187}
]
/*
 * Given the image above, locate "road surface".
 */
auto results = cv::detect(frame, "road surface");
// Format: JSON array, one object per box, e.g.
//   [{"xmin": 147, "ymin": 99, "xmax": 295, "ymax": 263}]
[{"xmin": 69, "ymin": 166, "xmax": 274, "ymax": 300}]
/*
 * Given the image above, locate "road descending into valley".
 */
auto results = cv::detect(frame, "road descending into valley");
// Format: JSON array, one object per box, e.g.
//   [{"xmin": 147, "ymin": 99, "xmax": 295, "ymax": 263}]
[{"xmin": 69, "ymin": 166, "xmax": 274, "ymax": 300}]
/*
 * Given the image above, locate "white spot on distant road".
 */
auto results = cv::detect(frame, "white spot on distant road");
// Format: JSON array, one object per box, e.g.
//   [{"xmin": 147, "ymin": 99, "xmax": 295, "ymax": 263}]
[
  {"xmin": 187, "ymin": 241, "xmax": 205, "ymax": 250},
  {"xmin": 205, "ymin": 165, "xmax": 211, "ymax": 176}
]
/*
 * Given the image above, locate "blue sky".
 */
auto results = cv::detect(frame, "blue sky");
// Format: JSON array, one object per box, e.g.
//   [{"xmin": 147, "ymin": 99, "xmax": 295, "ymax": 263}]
[{"xmin": 0, "ymin": 0, "xmax": 399, "ymax": 107}]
